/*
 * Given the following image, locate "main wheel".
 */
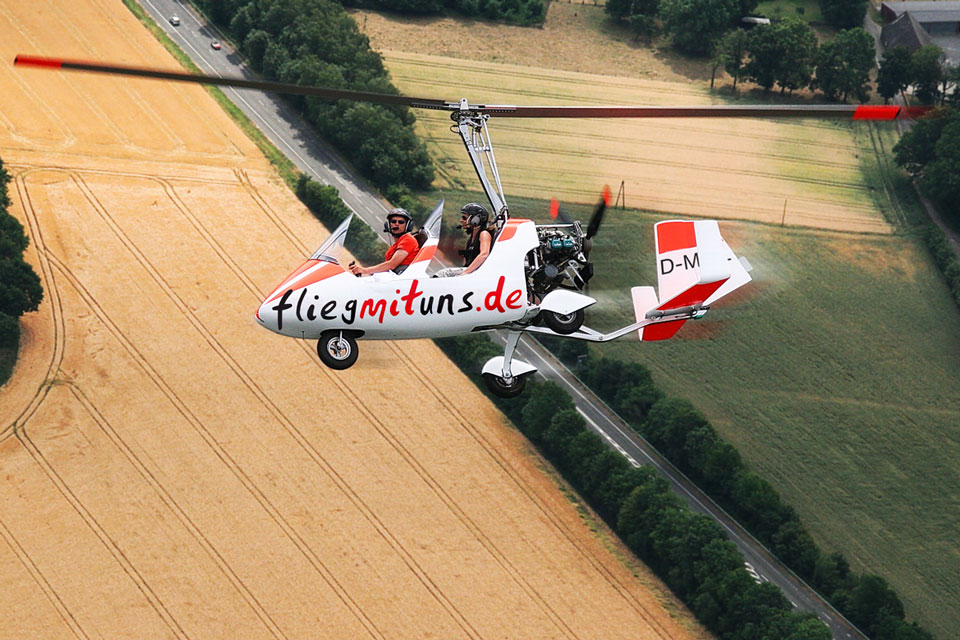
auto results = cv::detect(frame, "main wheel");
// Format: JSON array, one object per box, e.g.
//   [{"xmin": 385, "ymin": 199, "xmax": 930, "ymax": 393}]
[
  {"xmin": 317, "ymin": 331, "xmax": 359, "ymax": 370},
  {"xmin": 483, "ymin": 372, "xmax": 528, "ymax": 398},
  {"xmin": 541, "ymin": 308, "xmax": 585, "ymax": 335}
]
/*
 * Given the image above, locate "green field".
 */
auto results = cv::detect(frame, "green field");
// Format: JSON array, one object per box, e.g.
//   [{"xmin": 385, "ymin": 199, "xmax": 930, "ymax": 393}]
[
  {"xmin": 425, "ymin": 185, "xmax": 960, "ymax": 639},
  {"xmin": 591, "ymin": 220, "xmax": 960, "ymax": 640},
  {"xmin": 754, "ymin": 0, "xmax": 824, "ymax": 23}
]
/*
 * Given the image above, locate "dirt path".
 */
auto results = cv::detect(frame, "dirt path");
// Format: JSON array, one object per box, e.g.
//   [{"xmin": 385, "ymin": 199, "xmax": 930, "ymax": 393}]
[{"xmin": 0, "ymin": 1, "xmax": 707, "ymax": 638}]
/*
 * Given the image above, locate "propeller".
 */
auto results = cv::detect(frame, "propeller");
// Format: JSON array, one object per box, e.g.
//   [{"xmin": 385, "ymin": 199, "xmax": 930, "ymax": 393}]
[
  {"xmin": 13, "ymin": 55, "xmax": 934, "ymax": 121},
  {"xmin": 585, "ymin": 184, "xmax": 610, "ymax": 240}
]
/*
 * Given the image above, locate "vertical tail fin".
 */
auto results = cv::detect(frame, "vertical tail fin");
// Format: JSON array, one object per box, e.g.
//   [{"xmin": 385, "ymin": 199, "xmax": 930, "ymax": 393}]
[{"xmin": 634, "ymin": 220, "xmax": 751, "ymax": 341}]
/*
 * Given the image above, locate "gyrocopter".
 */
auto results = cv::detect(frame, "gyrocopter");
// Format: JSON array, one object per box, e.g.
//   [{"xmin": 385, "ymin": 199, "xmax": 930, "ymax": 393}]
[{"xmin": 12, "ymin": 55, "xmax": 931, "ymax": 397}]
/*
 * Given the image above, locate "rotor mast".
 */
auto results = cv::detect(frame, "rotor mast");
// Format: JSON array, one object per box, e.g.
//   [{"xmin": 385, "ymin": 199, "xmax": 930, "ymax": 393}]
[{"xmin": 452, "ymin": 99, "xmax": 509, "ymax": 225}]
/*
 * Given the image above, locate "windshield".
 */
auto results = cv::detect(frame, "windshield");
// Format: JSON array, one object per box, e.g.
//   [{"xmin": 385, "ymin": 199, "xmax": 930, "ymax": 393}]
[{"xmin": 309, "ymin": 214, "xmax": 352, "ymax": 264}]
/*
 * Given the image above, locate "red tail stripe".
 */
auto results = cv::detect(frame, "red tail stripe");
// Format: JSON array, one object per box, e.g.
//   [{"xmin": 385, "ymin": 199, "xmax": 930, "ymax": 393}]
[
  {"xmin": 658, "ymin": 279, "xmax": 727, "ymax": 310},
  {"xmin": 656, "ymin": 221, "xmax": 696, "ymax": 253},
  {"xmin": 643, "ymin": 319, "xmax": 687, "ymax": 341}
]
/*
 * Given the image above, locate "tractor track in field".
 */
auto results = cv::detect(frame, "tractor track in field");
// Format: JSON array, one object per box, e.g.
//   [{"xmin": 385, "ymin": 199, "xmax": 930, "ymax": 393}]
[{"xmin": 2, "ymin": 170, "xmax": 67, "ymax": 444}]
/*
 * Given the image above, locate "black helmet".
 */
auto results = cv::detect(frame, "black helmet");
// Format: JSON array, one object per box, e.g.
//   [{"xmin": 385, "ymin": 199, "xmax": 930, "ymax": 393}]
[
  {"xmin": 383, "ymin": 207, "xmax": 413, "ymax": 234},
  {"xmin": 460, "ymin": 203, "xmax": 489, "ymax": 228}
]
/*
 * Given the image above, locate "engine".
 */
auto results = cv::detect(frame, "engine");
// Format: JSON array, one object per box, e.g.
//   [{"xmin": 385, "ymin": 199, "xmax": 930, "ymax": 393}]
[{"xmin": 525, "ymin": 223, "xmax": 594, "ymax": 299}]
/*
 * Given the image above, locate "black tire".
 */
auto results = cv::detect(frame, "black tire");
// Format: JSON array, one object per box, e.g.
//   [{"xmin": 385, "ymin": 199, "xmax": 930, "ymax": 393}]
[
  {"xmin": 317, "ymin": 331, "xmax": 359, "ymax": 370},
  {"xmin": 541, "ymin": 308, "xmax": 584, "ymax": 335},
  {"xmin": 483, "ymin": 372, "xmax": 528, "ymax": 398}
]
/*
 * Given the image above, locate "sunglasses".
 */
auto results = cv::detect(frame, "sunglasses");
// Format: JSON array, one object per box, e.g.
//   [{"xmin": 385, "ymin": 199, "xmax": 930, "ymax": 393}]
[{"xmin": 388, "ymin": 219, "xmax": 407, "ymax": 225}]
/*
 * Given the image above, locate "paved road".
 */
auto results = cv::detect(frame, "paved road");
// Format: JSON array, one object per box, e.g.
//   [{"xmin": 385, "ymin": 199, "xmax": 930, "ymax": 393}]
[
  {"xmin": 132, "ymin": 3, "xmax": 869, "ymax": 638},
  {"xmin": 140, "ymin": 0, "xmax": 395, "ymax": 244}
]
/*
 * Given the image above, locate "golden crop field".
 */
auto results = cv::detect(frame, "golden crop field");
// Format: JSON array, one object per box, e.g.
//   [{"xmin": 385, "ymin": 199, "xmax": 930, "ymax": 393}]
[
  {"xmin": 0, "ymin": 1, "xmax": 707, "ymax": 638},
  {"xmin": 382, "ymin": 51, "xmax": 893, "ymax": 234}
]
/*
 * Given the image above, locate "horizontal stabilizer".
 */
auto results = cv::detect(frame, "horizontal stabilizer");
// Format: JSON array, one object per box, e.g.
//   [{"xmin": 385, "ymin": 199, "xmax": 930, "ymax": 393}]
[{"xmin": 632, "ymin": 286, "xmax": 682, "ymax": 341}]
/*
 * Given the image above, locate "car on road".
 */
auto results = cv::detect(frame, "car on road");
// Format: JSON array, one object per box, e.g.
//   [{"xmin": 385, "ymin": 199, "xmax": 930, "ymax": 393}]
[
  {"xmin": 169, "ymin": 16, "xmax": 180, "ymax": 26},
  {"xmin": 211, "ymin": 40, "xmax": 222, "ymax": 50}
]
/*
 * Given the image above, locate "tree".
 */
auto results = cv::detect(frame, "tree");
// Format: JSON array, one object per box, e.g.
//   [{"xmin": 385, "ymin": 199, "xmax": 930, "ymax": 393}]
[
  {"xmin": 0, "ymin": 259, "xmax": 43, "ymax": 318},
  {"xmin": 541, "ymin": 408, "xmax": 587, "ymax": 459},
  {"xmin": 605, "ymin": 0, "xmax": 635, "ymax": 21},
  {"xmin": 643, "ymin": 397, "xmax": 711, "ymax": 464},
  {"xmin": 0, "ymin": 210, "xmax": 29, "ymax": 261},
  {"xmin": 771, "ymin": 520, "xmax": 820, "ymax": 579},
  {"xmin": 912, "ymin": 44, "xmax": 945, "ymax": 105},
  {"xmin": 715, "ymin": 28, "xmax": 750, "ymax": 91},
  {"xmin": 893, "ymin": 109, "xmax": 951, "ymax": 176},
  {"xmin": 877, "ymin": 46, "xmax": 913, "ymax": 104},
  {"xmin": 520, "ymin": 381, "xmax": 574, "ymax": 441},
  {"xmin": 846, "ymin": 574, "xmax": 905, "ymax": 636},
  {"xmin": 747, "ymin": 17, "xmax": 817, "ymax": 94},
  {"xmin": 919, "ymin": 118, "xmax": 960, "ymax": 222},
  {"xmin": 658, "ymin": 0, "xmax": 739, "ymax": 56},
  {"xmin": 819, "ymin": 0, "xmax": 867, "ymax": 29},
  {"xmin": 700, "ymin": 441, "xmax": 742, "ymax": 499},
  {"xmin": 813, "ymin": 28, "xmax": 874, "ymax": 102}
]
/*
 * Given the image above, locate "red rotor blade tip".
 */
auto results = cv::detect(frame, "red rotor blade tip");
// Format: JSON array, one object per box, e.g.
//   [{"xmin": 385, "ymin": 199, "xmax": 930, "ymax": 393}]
[
  {"xmin": 852, "ymin": 105, "xmax": 901, "ymax": 120},
  {"xmin": 549, "ymin": 198, "xmax": 559, "ymax": 220},
  {"xmin": 602, "ymin": 184, "xmax": 611, "ymax": 206},
  {"xmin": 14, "ymin": 55, "xmax": 63, "ymax": 69}
]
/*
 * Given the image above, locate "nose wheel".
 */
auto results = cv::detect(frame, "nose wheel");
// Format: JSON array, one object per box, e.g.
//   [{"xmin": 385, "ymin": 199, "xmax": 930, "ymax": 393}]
[
  {"xmin": 483, "ymin": 372, "xmax": 528, "ymax": 398},
  {"xmin": 317, "ymin": 331, "xmax": 359, "ymax": 370}
]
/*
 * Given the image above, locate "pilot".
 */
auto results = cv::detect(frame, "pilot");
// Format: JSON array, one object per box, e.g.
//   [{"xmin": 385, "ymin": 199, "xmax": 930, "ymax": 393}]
[
  {"xmin": 349, "ymin": 208, "xmax": 419, "ymax": 278},
  {"xmin": 435, "ymin": 203, "xmax": 494, "ymax": 277}
]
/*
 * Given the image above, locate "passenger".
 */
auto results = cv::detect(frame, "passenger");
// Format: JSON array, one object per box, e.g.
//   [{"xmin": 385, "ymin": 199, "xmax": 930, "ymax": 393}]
[{"xmin": 434, "ymin": 203, "xmax": 494, "ymax": 277}]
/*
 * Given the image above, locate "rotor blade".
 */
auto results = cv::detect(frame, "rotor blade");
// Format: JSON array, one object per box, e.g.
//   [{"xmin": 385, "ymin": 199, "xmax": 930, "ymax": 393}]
[
  {"xmin": 14, "ymin": 55, "xmax": 933, "ymax": 121},
  {"xmin": 13, "ymin": 55, "xmax": 454, "ymax": 110},
  {"xmin": 469, "ymin": 104, "xmax": 932, "ymax": 120}
]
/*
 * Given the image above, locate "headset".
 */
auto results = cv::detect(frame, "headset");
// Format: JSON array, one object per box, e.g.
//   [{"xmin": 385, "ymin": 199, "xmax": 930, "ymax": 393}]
[
  {"xmin": 458, "ymin": 203, "xmax": 489, "ymax": 230},
  {"xmin": 383, "ymin": 207, "xmax": 413, "ymax": 234}
]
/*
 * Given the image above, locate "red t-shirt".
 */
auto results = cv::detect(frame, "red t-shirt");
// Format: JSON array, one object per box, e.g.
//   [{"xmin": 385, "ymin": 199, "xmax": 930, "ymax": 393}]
[{"xmin": 385, "ymin": 233, "xmax": 419, "ymax": 268}]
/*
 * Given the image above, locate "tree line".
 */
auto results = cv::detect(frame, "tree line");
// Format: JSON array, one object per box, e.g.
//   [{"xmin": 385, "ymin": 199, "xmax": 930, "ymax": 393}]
[
  {"xmin": 341, "ymin": 0, "xmax": 546, "ymax": 26},
  {"xmin": 606, "ymin": 0, "xmax": 865, "ymax": 57},
  {"xmin": 193, "ymin": 0, "xmax": 435, "ymax": 201},
  {"xmin": 0, "ymin": 158, "xmax": 44, "ymax": 384},
  {"xmin": 893, "ymin": 105, "xmax": 960, "ymax": 266}
]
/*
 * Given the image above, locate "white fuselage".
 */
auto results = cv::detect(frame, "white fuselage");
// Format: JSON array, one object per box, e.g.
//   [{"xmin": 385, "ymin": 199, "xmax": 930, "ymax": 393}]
[{"xmin": 256, "ymin": 219, "xmax": 538, "ymax": 340}]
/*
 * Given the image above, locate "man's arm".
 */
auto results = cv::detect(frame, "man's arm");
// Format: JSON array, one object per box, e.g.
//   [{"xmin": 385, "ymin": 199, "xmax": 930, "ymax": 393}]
[{"xmin": 349, "ymin": 250, "xmax": 409, "ymax": 276}]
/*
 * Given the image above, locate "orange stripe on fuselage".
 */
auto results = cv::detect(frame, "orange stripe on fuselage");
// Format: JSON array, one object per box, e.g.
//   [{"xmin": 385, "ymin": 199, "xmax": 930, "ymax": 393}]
[
  {"xmin": 412, "ymin": 245, "xmax": 437, "ymax": 263},
  {"xmin": 496, "ymin": 219, "xmax": 529, "ymax": 243},
  {"xmin": 265, "ymin": 260, "xmax": 341, "ymax": 303}
]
